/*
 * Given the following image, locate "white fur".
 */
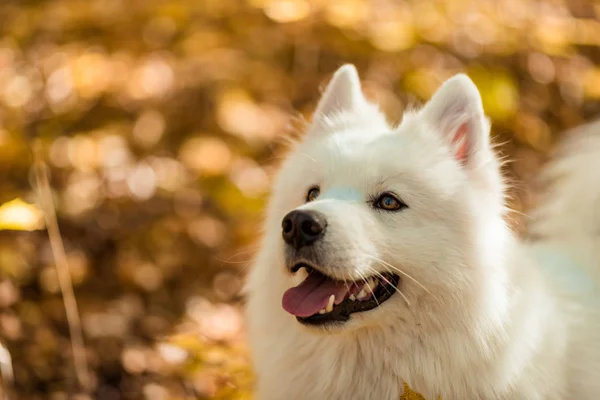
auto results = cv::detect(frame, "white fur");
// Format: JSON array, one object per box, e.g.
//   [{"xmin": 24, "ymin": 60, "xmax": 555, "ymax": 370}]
[{"xmin": 245, "ymin": 64, "xmax": 600, "ymax": 399}]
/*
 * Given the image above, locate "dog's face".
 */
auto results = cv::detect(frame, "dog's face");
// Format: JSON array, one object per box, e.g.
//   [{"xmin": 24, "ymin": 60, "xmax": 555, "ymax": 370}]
[{"xmin": 262, "ymin": 66, "xmax": 508, "ymax": 335}]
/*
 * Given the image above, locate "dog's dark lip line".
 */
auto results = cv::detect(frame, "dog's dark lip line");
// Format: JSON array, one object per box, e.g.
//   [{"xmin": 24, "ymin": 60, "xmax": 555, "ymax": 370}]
[
  {"xmin": 296, "ymin": 271, "xmax": 401, "ymax": 326},
  {"xmin": 289, "ymin": 261, "xmax": 315, "ymax": 274}
]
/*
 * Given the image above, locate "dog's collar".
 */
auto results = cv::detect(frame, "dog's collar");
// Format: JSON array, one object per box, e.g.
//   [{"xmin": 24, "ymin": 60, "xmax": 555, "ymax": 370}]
[{"xmin": 401, "ymin": 382, "xmax": 441, "ymax": 400}]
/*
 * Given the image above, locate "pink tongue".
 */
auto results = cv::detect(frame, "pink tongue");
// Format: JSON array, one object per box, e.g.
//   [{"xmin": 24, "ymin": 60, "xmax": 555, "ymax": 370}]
[{"xmin": 282, "ymin": 273, "xmax": 349, "ymax": 317}]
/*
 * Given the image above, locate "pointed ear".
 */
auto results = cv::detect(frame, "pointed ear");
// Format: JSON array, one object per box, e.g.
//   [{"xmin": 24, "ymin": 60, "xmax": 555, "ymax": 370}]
[
  {"xmin": 421, "ymin": 74, "xmax": 490, "ymax": 166},
  {"xmin": 313, "ymin": 64, "xmax": 369, "ymax": 120}
]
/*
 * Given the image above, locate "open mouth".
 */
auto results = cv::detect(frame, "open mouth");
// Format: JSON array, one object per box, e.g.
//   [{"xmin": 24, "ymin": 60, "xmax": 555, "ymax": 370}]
[{"xmin": 282, "ymin": 264, "xmax": 401, "ymax": 326}]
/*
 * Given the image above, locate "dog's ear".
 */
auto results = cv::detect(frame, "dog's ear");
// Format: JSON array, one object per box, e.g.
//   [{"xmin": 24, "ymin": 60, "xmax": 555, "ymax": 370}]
[
  {"xmin": 421, "ymin": 74, "xmax": 490, "ymax": 166},
  {"xmin": 312, "ymin": 64, "xmax": 368, "ymax": 121}
]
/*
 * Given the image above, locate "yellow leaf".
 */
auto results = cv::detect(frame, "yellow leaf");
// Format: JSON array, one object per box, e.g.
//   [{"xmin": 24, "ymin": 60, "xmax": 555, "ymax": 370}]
[{"xmin": 0, "ymin": 198, "xmax": 45, "ymax": 231}]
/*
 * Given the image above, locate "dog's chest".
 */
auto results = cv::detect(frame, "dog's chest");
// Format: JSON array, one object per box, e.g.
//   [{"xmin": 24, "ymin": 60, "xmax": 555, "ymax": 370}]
[{"xmin": 273, "ymin": 333, "xmax": 406, "ymax": 400}]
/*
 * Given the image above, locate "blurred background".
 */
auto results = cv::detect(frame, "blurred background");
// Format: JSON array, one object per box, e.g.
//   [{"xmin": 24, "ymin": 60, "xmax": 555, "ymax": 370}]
[{"xmin": 0, "ymin": 0, "xmax": 599, "ymax": 399}]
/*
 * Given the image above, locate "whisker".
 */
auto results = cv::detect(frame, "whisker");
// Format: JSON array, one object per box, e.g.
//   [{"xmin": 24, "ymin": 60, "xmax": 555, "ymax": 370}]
[
  {"xmin": 213, "ymin": 247, "xmax": 261, "ymax": 271},
  {"xmin": 297, "ymin": 152, "xmax": 318, "ymax": 164},
  {"xmin": 343, "ymin": 280, "xmax": 352, "ymax": 295},
  {"xmin": 352, "ymin": 269, "xmax": 369, "ymax": 296},
  {"xmin": 222, "ymin": 247, "xmax": 261, "ymax": 261},
  {"xmin": 234, "ymin": 263, "xmax": 253, "ymax": 276},
  {"xmin": 364, "ymin": 267, "xmax": 392, "ymax": 296},
  {"xmin": 366, "ymin": 255, "xmax": 430, "ymax": 294},
  {"xmin": 215, "ymin": 259, "xmax": 254, "ymax": 265},
  {"xmin": 355, "ymin": 270, "xmax": 368, "ymax": 288},
  {"xmin": 366, "ymin": 267, "xmax": 410, "ymax": 306},
  {"xmin": 504, "ymin": 206, "xmax": 527, "ymax": 218},
  {"xmin": 356, "ymin": 270, "xmax": 379, "ymax": 307},
  {"xmin": 213, "ymin": 247, "xmax": 261, "ymax": 276}
]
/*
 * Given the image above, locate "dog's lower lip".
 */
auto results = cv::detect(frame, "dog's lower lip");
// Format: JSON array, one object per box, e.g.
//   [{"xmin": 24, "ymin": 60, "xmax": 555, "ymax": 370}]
[
  {"xmin": 295, "ymin": 271, "xmax": 401, "ymax": 326},
  {"xmin": 290, "ymin": 262, "xmax": 313, "ymax": 273}
]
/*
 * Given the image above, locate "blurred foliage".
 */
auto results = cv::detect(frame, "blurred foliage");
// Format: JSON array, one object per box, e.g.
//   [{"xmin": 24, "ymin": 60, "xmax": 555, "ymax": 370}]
[{"xmin": 0, "ymin": 0, "xmax": 598, "ymax": 399}]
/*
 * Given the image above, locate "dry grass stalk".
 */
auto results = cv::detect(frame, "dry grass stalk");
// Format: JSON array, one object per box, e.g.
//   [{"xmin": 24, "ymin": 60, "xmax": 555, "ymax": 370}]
[{"xmin": 32, "ymin": 140, "xmax": 90, "ymax": 393}]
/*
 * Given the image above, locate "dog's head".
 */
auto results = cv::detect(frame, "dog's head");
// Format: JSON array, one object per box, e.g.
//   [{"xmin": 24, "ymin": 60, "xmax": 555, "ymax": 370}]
[{"xmin": 257, "ymin": 65, "xmax": 510, "ymax": 336}]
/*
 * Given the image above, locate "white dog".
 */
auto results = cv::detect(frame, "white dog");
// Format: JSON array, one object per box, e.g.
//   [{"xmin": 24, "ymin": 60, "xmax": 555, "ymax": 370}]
[{"xmin": 245, "ymin": 64, "xmax": 600, "ymax": 399}]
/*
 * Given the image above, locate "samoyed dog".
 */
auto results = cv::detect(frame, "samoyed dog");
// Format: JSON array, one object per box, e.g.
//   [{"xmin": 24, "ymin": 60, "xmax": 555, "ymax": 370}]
[{"xmin": 245, "ymin": 64, "xmax": 600, "ymax": 399}]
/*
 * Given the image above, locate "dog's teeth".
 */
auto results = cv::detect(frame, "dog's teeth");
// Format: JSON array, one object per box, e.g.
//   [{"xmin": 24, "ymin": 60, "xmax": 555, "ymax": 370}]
[
  {"xmin": 319, "ymin": 309, "xmax": 326, "ymax": 314},
  {"xmin": 297, "ymin": 266, "xmax": 309, "ymax": 280},
  {"xmin": 326, "ymin": 295, "xmax": 335, "ymax": 313},
  {"xmin": 292, "ymin": 267, "xmax": 309, "ymax": 285},
  {"xmin": 349, "ymin": 294, "xmax": 356, "ymax": 301},
  {"xmin": 357, "ymin": 288, "xmax": 369, "ymax": 300},
  {"xmin": 365, "ymin": 278, "xmax": 377, "ymax": 293}
]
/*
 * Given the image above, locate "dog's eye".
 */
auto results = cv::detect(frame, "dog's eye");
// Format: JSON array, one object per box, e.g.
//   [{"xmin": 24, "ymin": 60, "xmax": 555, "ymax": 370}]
[
  {"xmin": 375, "ymin": 193, "xmax": 407, "ymax": 211},
  {"xmin": 306, "ymin": 187, "xmax": 320, "ymax": 202}
]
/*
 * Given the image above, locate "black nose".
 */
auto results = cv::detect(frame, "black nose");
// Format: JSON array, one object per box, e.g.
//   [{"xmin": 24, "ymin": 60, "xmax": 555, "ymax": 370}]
[{"xmin": 281, "ymin": 210, "xmax": 327, "ymax": 249}]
